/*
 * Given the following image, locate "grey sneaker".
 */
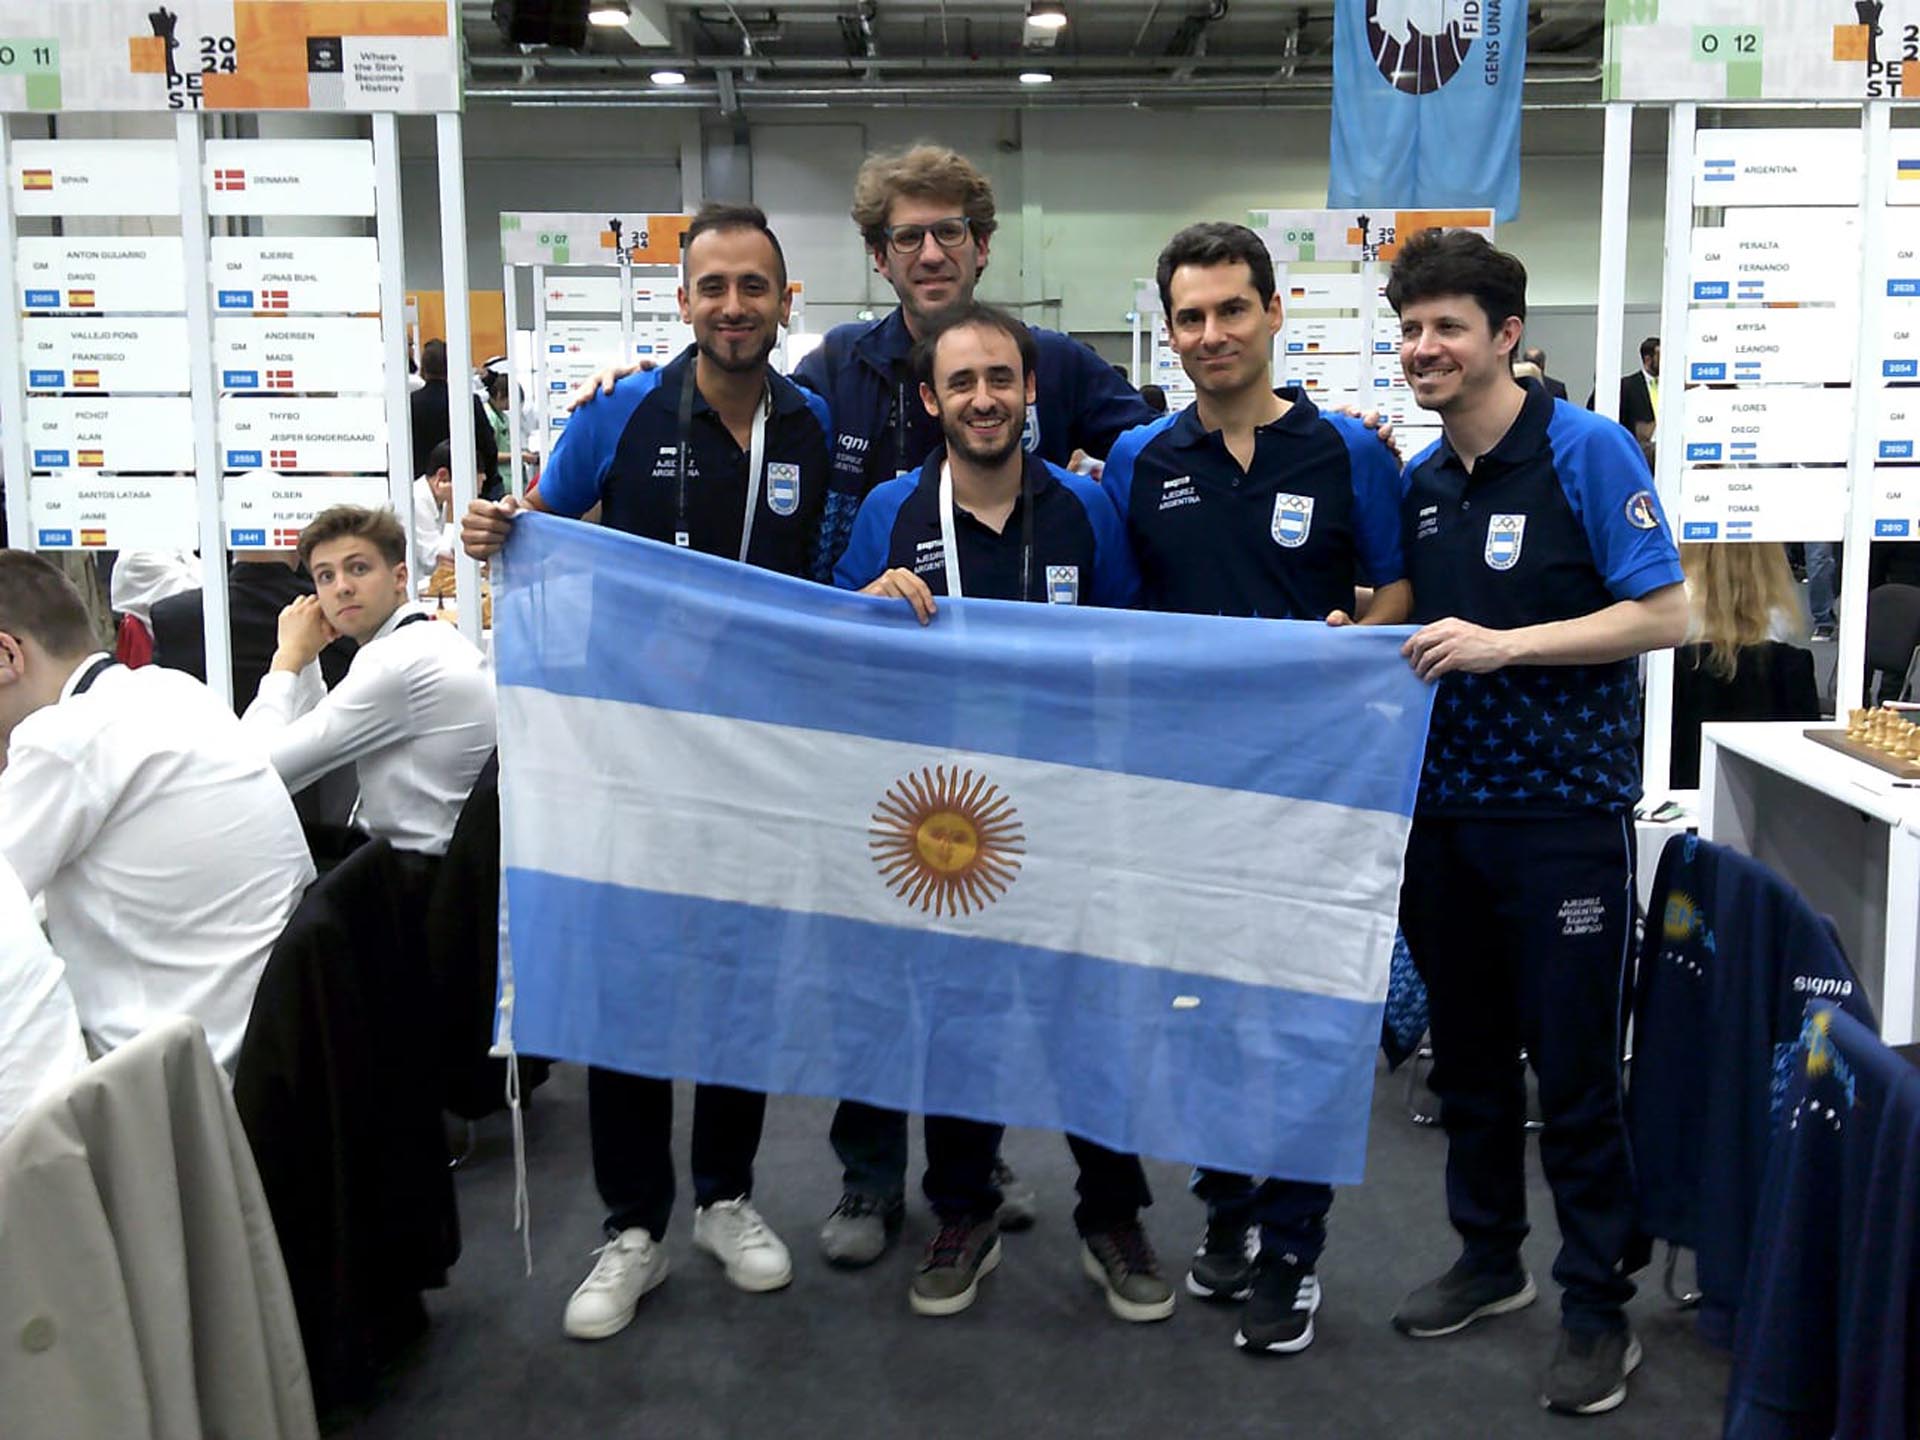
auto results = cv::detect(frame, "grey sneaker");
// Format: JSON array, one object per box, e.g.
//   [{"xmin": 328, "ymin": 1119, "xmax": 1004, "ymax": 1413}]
[
  {"xmin": 993, "ymin": 1157, "xmax": 1038, "ymax": 1231},
  {"xmin": 1392, "ymin": 1257, "xmax": 1536, "ymax": 1338},
  {"xmin": 1080, "ymin": 1221, "xmax": 1176, "ymax": 1323},
  {"xmin": 819, "ymin": 1191, "xmax": 904, "ymax": 1268},
  {"xmin": 911, "ymin": 1217, "xmax": 1001, "ymax": 1316},
  {"xmin": 1542, "ymin": 1326, "xmax": 1642, "ymax": 1415},
  {"xmin": 1186, "ymin": 1216, "xmax": 1258, "ymax": 1301}
]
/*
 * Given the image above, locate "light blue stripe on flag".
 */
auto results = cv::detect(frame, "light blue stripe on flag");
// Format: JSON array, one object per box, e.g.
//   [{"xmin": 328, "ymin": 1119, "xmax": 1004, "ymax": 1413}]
[{"xmin": 492, "ymin": 515, "xmax": 1437, "ymax": 1183}]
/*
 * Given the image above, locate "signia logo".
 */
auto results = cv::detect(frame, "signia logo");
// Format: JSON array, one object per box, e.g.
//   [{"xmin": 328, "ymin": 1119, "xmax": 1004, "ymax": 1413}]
[
  {"xmin": 1366, "ymin": 0, "xmax": 1482, "ymax": 95},
  {"xmin": 870, "ymin": 764, "xmax": 1024, "ymax": 916}
]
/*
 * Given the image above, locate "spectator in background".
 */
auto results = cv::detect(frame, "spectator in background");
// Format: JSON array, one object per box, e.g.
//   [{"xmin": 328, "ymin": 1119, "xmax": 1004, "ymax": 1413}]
[
  {"xmin": 411, "ymin": 440, "xmax": 464, "ymax": 589},
  {"xmin": 1138, "ymin": 383, "xmax": 1169, "ymax": 415},
  {"xmin": 1618, "ymin": 337, "xmax": 1659, "ymax": 449},
  {"xmin": 108, "ymin": 549, "xmax": 197, "ymax": 631},
  {"xmin": 409, "ymin": 339, "xmax": 502, "ymax": 497},
  {"xmin": 1521, "ymin": 346, "xmax": 1568, "ymax": 400},
  {"xmin": 0, "ymin": 552, "xmax": 313, "ymax": 1070}
]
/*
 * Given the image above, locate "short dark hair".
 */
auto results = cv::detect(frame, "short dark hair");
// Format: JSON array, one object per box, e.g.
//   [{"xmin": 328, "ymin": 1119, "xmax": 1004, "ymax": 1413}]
[
  {"xmin": 419, "ymin": 338, "xmax": 448, "ymax": 381},
  {"xmin": 1640, "ymin": 335, "xmax": 1660, "ymax": 361},
  {"xmin": 1155, "ymin": 222, "xmax": 1276, "ymax": 320},
  {"xmin": 485, "ymin": 370, "xmax": 509, "ymax": 402},
  {"xmin": 0, "ymin": 551, "xmax": 96, "ymax": 658},
  {"xmin": 298, "ymin": 505, "xmax": 408, "ymax": 570},
  {"xmin": 911, "ymin": 302, "xmax": 1038, "ymax": 389},
  {"xmin": 1138, "ymin": 383, "xmax": 1169, "ymax": 415},
  {"xmin": 1523, "ymin": 346, "xmax": 1546, "ymax": 368},
  {"xmin": 681, "ymin": 201, "xmax": 788, "ymax": 293},
  {"xmin": 425, "ymin": 439, "xmax": 451, "ymax": 476},
  {"xmin": 1385, "ymin": 228, "xmax": 1528, "ymax": 331}
]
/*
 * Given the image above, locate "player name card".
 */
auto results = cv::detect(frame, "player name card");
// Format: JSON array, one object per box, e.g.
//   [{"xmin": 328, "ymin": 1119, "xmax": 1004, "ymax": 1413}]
[
  {"xmin": 18, "ymin": 237, "xmax": 186, "ymax": 313},
  {"xmin": 543, "ymin": 275, "xmax": 687, "ymax": 316},
  {"xmin": 1891, "ymin": 137, "xmax": 1920, "ymax": 208},
  {"xmin": 11, "ymin": 140, "xmax": 180, "ymax": 217},
  {"xmin": 30, "ymin": 478, "xmax": 197, "ymax": 552},
  {"xmin": 1882, "ymin": 308, "xmax": 1920, "ymax": 379},
  {"xmin": 1368, "ymin": 372, "xmax": 1420, "ymax": 426},
  {"xmin": 635, "ymin": 322, "xmax": 692, "ymax": 360},
  {"xmin": 222, "ymin": 474, "xmax": 394, "ymax": 549},
  {"xmin": 1678, "ymin": 467, "xmax": 1848, "ymax": 543},
  {"xmin": 1884, "ymin": 214, "xmax": 1920, "ymax": 300},
  {"xmin": 1690, "ymin": 210, "xmax": 1858, "ymax": 305},
  {"xmin": 1281, "ymin": 272, "xmax": 1368, "ymax": 310},
  {"xmin": 1682, "ymin": 386, "xmax": 1852, "ymax": 466},
  {"xmin": 214, "ymin": 317, "xmax": 384, "ymax": 394},
  {"xmin": 220, "ymin": 397, "xmax": 388, "ymax": 473},
  {"xmin": 22, "ymin": 317, "xmax": 192, "ymax": 392},
  {"xmin": 1281, "ymin": 317, "xmax": 1364, "ymax": 354},
  {"xmin": 1687, "ymin": 307, "xmax": 1854, "ymax": 384},
  {"xmin": 1280, "ymin": 351, "xmax": 1364, "ymax": 401},
  {"xmin": 1694, "ymin": 130, "xmax": 1864, "ymax": 207},
  {"xmin": 211, "ymin": 237, "xmax": 381, "ymax": 313},
  {"xmin": 204, "ymin": 140, "xmax": 374, "ymax": 218},
  {"xmin": 26, "ymin": 396, "xmax": 195, "ymax": 471},
  {"xmin": 1872, "ymin": 468, "xmax": 1920, "ymax": 538},
  {"xmin": 1877, "ymin": 389, "xmax": 1920, "ymax": 461}
]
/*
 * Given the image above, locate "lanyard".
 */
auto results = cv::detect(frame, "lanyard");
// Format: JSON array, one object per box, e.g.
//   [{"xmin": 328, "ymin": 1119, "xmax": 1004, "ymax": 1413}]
[
  {"xmin": 937, "ymin": 458, "xmax": 1033, "ymax": 602},
  {"xmin": 675, "ymin": 366, "xmax": 769, "ymax": 565},
  {"xmin": 395, "ymin": 611, "xmax": 433, "ymax": 630},
  {"xmin": 72, "ymin": 656, "xmax": 117, "ymax": 695}
]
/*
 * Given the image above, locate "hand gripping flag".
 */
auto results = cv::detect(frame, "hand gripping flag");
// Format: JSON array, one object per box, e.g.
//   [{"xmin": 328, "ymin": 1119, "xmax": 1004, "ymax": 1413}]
[
  {"xmin": 1330, "ymin": 0, "xmax": 1525, "ymax": 222},
  {"xmin": 492, "ymin": 515, "xmax": 1435, "ymax": 1185}
]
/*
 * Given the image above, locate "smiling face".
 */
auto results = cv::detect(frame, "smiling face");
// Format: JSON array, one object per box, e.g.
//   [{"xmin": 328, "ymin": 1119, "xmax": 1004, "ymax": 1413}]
[
  {"xmin": 920, "ymin": 321, "xmax": 1035, "ymax": 470},
  {"xmin": 1166, "ymin": 259, "xmax": 1282, "ymax": 402},
  {"xmin": 307, "ymin": 535, "xmax": 408, "ymax": 643},
  {"xmin": 1397, "ymin": 292, "xmax": 1524, "ymax": 416},
  {"xmin": 875, "ymin": 194, "xmax": 990, "ymax": 334},
  {"xmin": 678, "ymin": 224, "xmax": 791, "ymax": 376}
]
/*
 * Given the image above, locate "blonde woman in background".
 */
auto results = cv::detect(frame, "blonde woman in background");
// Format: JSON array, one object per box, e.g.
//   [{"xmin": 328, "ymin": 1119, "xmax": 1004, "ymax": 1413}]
[{"xmin": 1680, "ymin": 542, "xmax": 1809, "ymax": 679}]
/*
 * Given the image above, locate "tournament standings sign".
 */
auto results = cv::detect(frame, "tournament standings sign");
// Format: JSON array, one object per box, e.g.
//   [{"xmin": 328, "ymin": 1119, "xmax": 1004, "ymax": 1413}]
[{"xmin": 1329, "ymin": 0, "xmax": 1524, "ymax": 222}]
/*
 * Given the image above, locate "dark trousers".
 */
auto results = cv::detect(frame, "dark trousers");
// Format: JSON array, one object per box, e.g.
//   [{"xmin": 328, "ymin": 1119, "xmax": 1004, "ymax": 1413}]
[
  {"xmin": 1398, "ymin": 812, "xmax": 1638, "ymax": 1335},
  {"xmin": 921, "ymin": 1115, "xmax": 1152, "ymax": 1234},
  {"xmin": 588, "ymin": 1066, "xmax": 766, "ymax": 1240},
  {"xmin": 1190, "ymin": 1170, "xmax": 1333, "ymax": 1267},
  {"xmin": 831, "ymin": 1099, "xmax": 910, "ymax": 1200}
]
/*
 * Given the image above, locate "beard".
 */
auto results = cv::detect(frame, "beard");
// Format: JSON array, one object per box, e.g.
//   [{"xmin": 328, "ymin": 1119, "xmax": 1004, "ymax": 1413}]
[
  {"xmin": 943, "ymin": 409, "xmax": 1025, "ymax": 469},
  {"xmin": 697, "ymin": 324, "xmax": 777, "ymax": 375}
]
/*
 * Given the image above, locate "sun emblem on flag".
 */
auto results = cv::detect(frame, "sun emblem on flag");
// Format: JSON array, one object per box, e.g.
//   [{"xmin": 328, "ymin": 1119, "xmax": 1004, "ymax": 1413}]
[{"xmin": 869, "ymin": 765, "xmax": 1024, "ymax": 916}]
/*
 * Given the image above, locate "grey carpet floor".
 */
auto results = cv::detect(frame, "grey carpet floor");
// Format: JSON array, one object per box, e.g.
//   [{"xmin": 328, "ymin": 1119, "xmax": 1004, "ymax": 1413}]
[{"xmin": 340, "ymin": 1062, "xmax": 1729, "ymax": 1439}]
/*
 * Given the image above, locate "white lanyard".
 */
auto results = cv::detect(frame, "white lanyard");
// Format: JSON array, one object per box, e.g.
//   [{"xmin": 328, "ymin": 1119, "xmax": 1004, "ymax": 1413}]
[
  {"xmin": 937, "ymin": 459, "xmax": 965, "ymax": 599},
  {"xmin": 675, "ymin": 373, "xmax": 770, "ymax": 565},
  {"xmin": 738, "ymin": 397, "xmax": 768, "ymax": 565}
]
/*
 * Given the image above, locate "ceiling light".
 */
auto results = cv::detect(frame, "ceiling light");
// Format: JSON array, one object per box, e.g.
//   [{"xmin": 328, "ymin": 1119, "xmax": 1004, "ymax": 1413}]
[
  {"xmin": 588, "ymin": 0, "xmax": 631, "ymax": 26},
  {"xmin": 649, "ymin": 69, "xmax": 688, "ymax": 86},
  {"xmin": 1019, "ymin": 70, "xmax": 1054, "ymax": 85},
  {"xmin": 1027, "ymin": 2, "xmax": 1068, "ymax": 31}
]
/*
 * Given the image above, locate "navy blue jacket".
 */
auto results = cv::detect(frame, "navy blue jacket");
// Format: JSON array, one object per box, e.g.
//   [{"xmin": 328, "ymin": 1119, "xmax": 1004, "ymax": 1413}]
[
  {"xmin": 1726, "ymin": 1004, "xmax": 1920, "ymax": 1440},
  {"xmin": 1629, "ymin": 835, "xmax": 1874, "ymax": 1349},
  {"xmin": 795, "ymin": 307, "xmax": 1154, "ymax": 576},
  {"xmin": 1401, "ymin": 381, "xmax": 1683, "ymax": 815}
]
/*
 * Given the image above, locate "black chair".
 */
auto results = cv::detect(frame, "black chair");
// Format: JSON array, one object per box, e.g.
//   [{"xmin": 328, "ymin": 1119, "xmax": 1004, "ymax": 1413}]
[
  {"xmin": 1670, "ymin": 641, "xmax": 1823, "ymax": 789},
  {"xmin": 1864, "ymin": 583, "xmax": 1920, "ymax": 705}
]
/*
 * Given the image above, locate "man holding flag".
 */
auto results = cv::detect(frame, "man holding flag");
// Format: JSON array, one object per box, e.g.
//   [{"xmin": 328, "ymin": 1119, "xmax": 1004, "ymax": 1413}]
[
  {"xmin": 833, "ymin": 303, "xmax": 1175, "ymax": 1324},
  {"xmin": 1100, "ymin": 222, "xmax": 1409, "ymax": 1358}
]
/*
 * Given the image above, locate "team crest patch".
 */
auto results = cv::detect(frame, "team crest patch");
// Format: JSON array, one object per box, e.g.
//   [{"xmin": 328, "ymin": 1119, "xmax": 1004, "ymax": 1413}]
[
  {"xmin": 1271, "ymin": 493, "xmax": 1314, "ymax": 548},
  {"xmin": 1022, "ymin": 409, "xmax": 1040, "ymax": 454},
  {"xmin": 1624, "ymin": 490, "xmax": 1659, "ymax": 531},
  {"xmin": 1484, "ymin": 514, "xmax": 1526, "ymax": 571},
  {"xmin": 1046, "ymin": 565, "xmax": 1080, "ymax": 605},
  {"xmin": 767, "ymin": 461, "xmax": 801, "ymax": 516}
]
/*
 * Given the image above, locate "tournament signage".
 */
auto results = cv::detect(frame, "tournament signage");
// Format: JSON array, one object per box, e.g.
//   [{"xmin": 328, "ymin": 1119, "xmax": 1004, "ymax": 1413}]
[
  {"xmin": 211, "ymin": 236, "xmax": 380, "ymax": 313},
  {"xmin": 1686, "ymin": 308, "xmax": 1854, "ymax": 385},
  {"xmin": 1692, "ymin": 130, "xmax": 1864, "ymax": 208},
  {"xmin": 1689, "ymin": 211, "xmax": 1858, "ymax": 306},
  {"xmin": 10, "ymin": 139, "xmax": 179, "ymax": 216},
  {"xmin": 22, "ymin": 317, "xmax": 192, "ymax": 392},
  {"xmin": 1280, "ymin": 316, "xmax": 1365, "ymax": 355},
  {"xmin": 222, "ymin": 472, "xmax": 391, "ymax": 548},
  {"xmin": 502, "ymin": 212, "xmax": 694, "ymax": 268},
  {"xmin": 214, "ymin": 316, "xmax": 384, "ymax": 394},
  {"xmin": 1606, "ymin": 0, "xmax": 1920, "ymax": 102},
  {"xmin": 1679, "ymin": 467, "xmax": 1850, "ymax": 543},
  {"xmin": 1253, "ymin": 208, "xmax": 1494, "ymax": 264},
  {"xmin": 26, "ymin": 396, "xmax": 195, "ymax": 471},
  {"xmin": 31, "ymin": 478, "xmax": 197, "ymax": 551},
  {"xmin": 219, "ymin": 396, "xmax": 387, "ymax": 473},
  {"xmin": 1280, "ymin": 353, "xmax": 1364, "ymax": 407},
  {"xmin": 1682, "ymin": 386, "xmax": 1852, "ymax": 466},
  {"xmin": 18, "ymin": 237, "xmax": 186, "ymax": 312},
  {"xmin": 204, "ymin": 139, "xmax": 374, "ymax": 217}
]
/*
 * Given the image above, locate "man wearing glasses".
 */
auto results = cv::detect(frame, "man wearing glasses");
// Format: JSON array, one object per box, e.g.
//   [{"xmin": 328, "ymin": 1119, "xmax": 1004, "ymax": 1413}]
[{"xmin": 793, "ymin": 144, "xmax": 1155, "ymax": 1271}]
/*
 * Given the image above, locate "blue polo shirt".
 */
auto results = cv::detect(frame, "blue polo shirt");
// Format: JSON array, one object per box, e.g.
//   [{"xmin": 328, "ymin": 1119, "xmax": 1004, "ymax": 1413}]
[
  {"xmin": 834, "ymin": 447, "xmax": 1139, "ymax": 609},
  {"xmin": 536, "ymin": 345, "xmax": 834, "ymax": 582},
  {"xmin": 795, "ymin": 308, "xmax": 1155, "ymax": 577},
  {"xmin": 1099, "ymin": 389, "xmax": 1405, "ymax": 620},
  {"xmin": 1401, "ymin": 380, "xmax": 1683, "ymax": 816}
]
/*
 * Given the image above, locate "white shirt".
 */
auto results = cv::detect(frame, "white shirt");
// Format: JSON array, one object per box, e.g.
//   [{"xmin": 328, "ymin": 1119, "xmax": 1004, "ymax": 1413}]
[
  {"xmin": 0, "ymin": 852, "xmax": 88, "ymax": 1137},
  {"xmin": 0, "ymin": 657, "xmax": 314, "ymax": 1069},
  {"xmin": 411, "ymin": 474, "xmax": 459, "ymax": 579},
  {"xmin": 109, "ymin": 550, "xmax": 199, "ymax": 627},
  {"xmin": 243, "ymin": 604, "xmax": 496, "ymax": 856}
]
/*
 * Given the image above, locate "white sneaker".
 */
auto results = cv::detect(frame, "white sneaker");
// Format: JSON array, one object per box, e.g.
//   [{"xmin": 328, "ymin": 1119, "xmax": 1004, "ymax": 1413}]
[
  {"xmin": 563, "ymin": 1227, "xmax": 668, "ymax": 1340},
  {"xmin": 693, "ymin": 1197, "xmax": 793, "ymax": 1292}
]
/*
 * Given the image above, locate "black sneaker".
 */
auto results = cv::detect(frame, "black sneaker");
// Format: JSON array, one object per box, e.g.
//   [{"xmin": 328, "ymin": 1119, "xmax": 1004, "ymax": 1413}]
[
  {"xmin": 1392, "ymin": 1257, "xmax": 1537, "ymax": 1338},
  {"xmin": 909, "ymin": 1217, "xmax": 1001, "ymax": 1317},
  {"xmin": 1542, "ymin": 1326, "xmax": 1642, "ymax": 1415},
  {"xmin": 1185, "ymin": 1216, "xmax": 1258, "ymax": 1301},
  {"xmin": 1234, "ymin": 1252, "xmax": 1321, "ymax": 1355},
  {"xmin": 1080, "ymin": 1220, "xmax": 1176, "ymax": 1322}
]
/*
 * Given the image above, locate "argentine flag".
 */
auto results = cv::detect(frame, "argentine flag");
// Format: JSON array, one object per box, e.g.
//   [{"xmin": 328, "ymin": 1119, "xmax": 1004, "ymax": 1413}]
[{"xmin": 493, "ymin": 515, "xmax": 1435, "ymax": 1184}]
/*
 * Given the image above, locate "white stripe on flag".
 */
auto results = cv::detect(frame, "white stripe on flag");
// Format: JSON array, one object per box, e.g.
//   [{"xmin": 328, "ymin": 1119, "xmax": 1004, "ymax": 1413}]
[{"xmin": 501, "ymin": 686, "xmax": 1406, "ymax": 1004}]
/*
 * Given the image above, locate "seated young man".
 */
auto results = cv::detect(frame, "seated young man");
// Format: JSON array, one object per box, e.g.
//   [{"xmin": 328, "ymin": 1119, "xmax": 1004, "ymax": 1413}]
[
  {"xmin": 243, "ymin": 505, "xmax": 495, "ymax": 857},
  {"xmin": 411, "ymin": 439, "xmax": 462, "ymax": 594},
  {"xmin": 0, "ymin": 552, "xmax": 313, "ymax": 1069}
]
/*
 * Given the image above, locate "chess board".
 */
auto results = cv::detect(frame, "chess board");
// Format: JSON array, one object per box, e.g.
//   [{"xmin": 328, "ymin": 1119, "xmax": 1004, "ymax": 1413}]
[{"xmin": 1805, "ymin": 728, "xmax": 1920, "ymax": 780}]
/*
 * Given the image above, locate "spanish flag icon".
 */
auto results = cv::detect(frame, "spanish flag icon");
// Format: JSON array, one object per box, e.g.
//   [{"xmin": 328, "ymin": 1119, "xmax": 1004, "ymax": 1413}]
[
  {"xmin": 80, "ymin": 528, "xmax": 106, "ymax": 546},
  {"xmin": 22, "ymin": 169, "xmax": 52, "ymax": 191}
]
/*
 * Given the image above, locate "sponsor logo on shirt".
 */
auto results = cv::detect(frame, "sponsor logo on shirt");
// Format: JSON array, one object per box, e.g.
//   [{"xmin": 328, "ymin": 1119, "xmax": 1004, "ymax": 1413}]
[
  {"xmin": 1158, "ymin": 475, "xmax": 1200, "ymax": 512},
  {"xmin": 913, "ymin": 538, "xmax": 945, "ymax": 577},
  {"xmin": 1415, "ymin": 503, "xmax": 1440, "ymax": 540},
  {"xmin": 1484, "ymin": 513, "xmax": 1526, "ymax": 571},
  {"xmin": 1046, "ymin": 565, "xmax": 1080, "ymax": 605},
  {"xmin": 767, "ymin": 461, "xmax": 801, "ymax": 516},
  {"xmin": 1271, "ymin": 493, "xmax": 1315, "ymax": 549}
]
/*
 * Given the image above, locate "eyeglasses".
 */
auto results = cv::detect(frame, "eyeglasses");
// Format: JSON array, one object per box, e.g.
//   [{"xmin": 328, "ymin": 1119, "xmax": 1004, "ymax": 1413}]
[{"xmin": 882, "ymin": 216, "xmax": 974, "ymax": 255}]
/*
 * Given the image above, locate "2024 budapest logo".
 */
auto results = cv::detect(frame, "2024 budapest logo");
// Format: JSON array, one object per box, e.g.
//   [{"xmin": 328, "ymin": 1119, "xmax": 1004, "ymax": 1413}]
[{"xmin": 1366, "ymin": 0, "xmax": 1507, "ymax": 94}]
